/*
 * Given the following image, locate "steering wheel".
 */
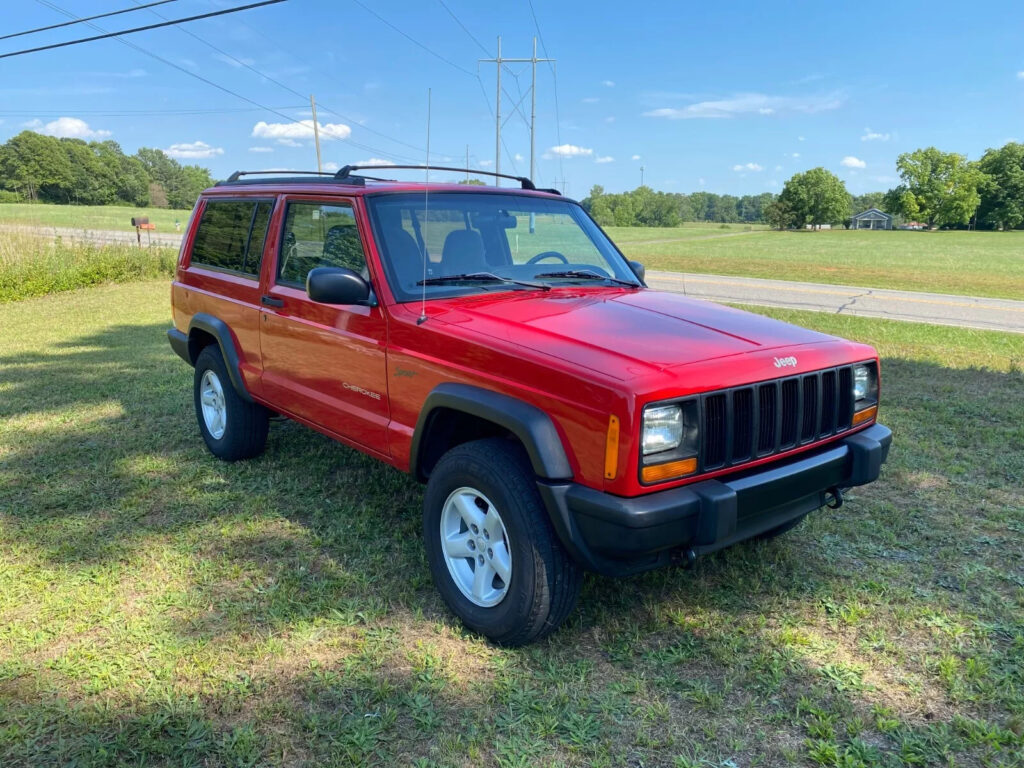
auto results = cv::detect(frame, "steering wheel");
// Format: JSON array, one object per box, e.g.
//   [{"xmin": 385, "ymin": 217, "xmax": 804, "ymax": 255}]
[{"xmin": 526, "ymin": 250, "xmax": 569, "ymax": 265}]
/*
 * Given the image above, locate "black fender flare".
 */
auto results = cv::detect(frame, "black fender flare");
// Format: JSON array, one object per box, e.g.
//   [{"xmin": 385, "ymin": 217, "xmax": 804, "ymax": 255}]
[
  {"xmin": 187, "ymin": 313, "xmax": 254, "ymax": 402},
  {"xmin": 410, "ymin": 383, "xmax": 573, "ymax": 482}
]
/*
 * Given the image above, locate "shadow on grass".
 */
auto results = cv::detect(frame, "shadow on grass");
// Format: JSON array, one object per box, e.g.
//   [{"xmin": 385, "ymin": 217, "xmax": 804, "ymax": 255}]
[{"xmin": 2, "ymin": 319, "xmax": 1023, "ymax": 766}]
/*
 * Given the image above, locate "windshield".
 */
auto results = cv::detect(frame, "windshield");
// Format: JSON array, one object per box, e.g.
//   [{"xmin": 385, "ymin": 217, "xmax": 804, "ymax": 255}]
[{"xmin": 365, "ymin": 192, "xmax": 639, "ymax": 301}]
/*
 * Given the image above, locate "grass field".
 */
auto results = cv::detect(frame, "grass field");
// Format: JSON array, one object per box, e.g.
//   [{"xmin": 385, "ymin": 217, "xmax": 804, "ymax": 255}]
[
  {"xmin": 0, "ymin": 203, "xmax": 192, "ymax": 233},
  {"xmin": 1, "ymin": 280, "xmax": 1022, "ymax": 767},
  {"xmin": 619, "ymin": 229, "xmax": 1024, "ymax": 301}
]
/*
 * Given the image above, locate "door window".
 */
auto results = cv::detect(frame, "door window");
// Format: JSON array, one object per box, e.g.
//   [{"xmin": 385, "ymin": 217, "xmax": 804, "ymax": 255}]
[{"xmin": 278, "ymin": 202, "xmax": 367, "ymax": 287}]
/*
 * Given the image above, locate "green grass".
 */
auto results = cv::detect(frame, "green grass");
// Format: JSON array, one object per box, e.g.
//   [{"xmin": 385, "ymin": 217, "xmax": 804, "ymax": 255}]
[
  {"xmin": 0, "ymin": 202, "xmax": 192, "ymax": 233},
  {"xmin": 0, "ymin": 230, "xmax": 176, "ymax": 302},
  {"xmin": 619, "ymin": 229, "xmax": 1024, "ymax": 301},
  {"xmin": 606, "ymin": 222, "xmax": 769, "ymax": 244},
  {"xmin": 1, "ymin": 280, "xmax": 1022, "ymax": 766}
]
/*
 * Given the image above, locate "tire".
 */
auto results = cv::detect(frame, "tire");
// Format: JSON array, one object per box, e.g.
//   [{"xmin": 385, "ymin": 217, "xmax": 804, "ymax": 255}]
[
  {"xmin": 423, "ymin": 438, "xmax": 582, "ymax": 646},
  {"xmin": 755, "ymin": 512, "xmax": 808, "ymax": 541},
  {"xmin": 193, "ymin": 344, "xmax": 269, "ymax": 461}
]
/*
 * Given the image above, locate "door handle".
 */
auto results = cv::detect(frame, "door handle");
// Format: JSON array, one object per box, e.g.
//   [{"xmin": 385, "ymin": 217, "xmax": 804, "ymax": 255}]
[{"xmin": 261, "ymin": 295, "xmax": 284, "ymax": 308}]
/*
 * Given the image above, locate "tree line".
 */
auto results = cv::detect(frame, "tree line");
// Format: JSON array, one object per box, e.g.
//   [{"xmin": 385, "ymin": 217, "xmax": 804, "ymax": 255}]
[
  {"xmin": 582, "ymin": 142, "xmax": 1024, "ymax": 231},
  {"xmin": 0, "ymin": 130, "xmax": 215, "ymax": 209}
]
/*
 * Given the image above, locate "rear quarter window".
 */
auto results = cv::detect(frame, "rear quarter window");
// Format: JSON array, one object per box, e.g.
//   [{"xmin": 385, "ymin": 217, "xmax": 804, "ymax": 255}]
[{"xmin": 190, "ymin": 199, "xmax": 273, "ymax": 276}]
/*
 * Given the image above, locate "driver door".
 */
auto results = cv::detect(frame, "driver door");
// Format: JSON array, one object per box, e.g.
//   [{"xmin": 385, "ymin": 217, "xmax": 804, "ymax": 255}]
[{"xmin": 259, "ymin": 197, "xmax": 390, "ymax": 455}]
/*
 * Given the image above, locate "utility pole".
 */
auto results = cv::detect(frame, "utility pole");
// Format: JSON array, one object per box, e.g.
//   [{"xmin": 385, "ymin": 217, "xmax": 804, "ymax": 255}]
[
  {"xmin": 640, "ymin": 165, "xmax": 645, "ymax": 188},
  {"xmin": 466, "ymin": 145, "xmax": 470, "ymax": 182},
  {"xmin": 310, "ymin": 94, "xmax": 322, "ymax": 173},
  {"xmin": 479, "ymin": 36, "xmax": 553, "ymax": 189}
]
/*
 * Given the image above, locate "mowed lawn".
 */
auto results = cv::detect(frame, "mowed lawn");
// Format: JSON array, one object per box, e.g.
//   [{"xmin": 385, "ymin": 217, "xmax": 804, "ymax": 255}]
[
  {"xmin": 620, "ymin": 229, "xmax": 1024, "ymax": 301},
  {"xmin": 2, "ymin": 285, "xmax": 1023, "ymax": 767},
  {"xmin": 0, "ymin": 203, "xmax": 192, "ymax": 233}
]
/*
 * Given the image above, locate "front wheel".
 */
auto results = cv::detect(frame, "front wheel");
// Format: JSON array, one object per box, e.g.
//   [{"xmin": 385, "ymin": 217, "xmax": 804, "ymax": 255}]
[{"xmin": 423, "ymin": 438, "xmax": 582, "ymax": 646}]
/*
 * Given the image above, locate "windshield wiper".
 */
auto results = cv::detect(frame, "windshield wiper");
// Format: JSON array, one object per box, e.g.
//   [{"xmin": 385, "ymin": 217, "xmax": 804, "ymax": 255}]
[
  {"xmin": 417, "ymin": 272, "xmax": 550, "ymax": 291},
  {"xmin": 534, "ymin": 269, "xmax": 640, "ymax": 288}
]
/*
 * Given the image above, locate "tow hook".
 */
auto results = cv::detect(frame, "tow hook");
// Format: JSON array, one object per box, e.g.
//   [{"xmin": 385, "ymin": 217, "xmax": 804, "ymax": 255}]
[{"xmin": 825, "ymin": 486, "xmax": 844, "ymax": 510}]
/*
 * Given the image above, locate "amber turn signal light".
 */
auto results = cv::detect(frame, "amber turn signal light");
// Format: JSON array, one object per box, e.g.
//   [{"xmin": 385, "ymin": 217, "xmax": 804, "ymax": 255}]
[
  {"xmin": 852, "ymin": 404, "xmax": 878, "ymax": 426},
  {"xmin": 641, "ymin": 457, "xmax": 697, "ymax": 484},
  {"xmin": 604, "ymin": 415, "xmax": 620, "ymax": 480}
]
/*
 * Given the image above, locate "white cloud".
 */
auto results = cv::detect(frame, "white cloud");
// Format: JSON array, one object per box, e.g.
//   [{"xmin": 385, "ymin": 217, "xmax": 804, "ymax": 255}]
[
  {"xmin": 631, "ymin": 154, "xmax": 641, "ymax": 160},
  {"xmin": 798, "ymin": 135, "xmax": 806, "ymax": 141},
  {"xmin": 791, "ymin": 152, "xmax": 801, "ymax": 158},
  {"xmin": 323, "ymin": 161, "xmax": 340, "ymax": 172},
  {"xmin": 602, "ymin": 80, "xmax": 615, "ymax": 87},
  {"xmin": 252, "ymin": 120, "xmax": 351, "ymax": 143},
  {"xmin": 698, "ymin": 177, "xmax": 706, "ymax": 186},
  {"xmin": 732, "ymin": 162, "xmax": 764, "ymax": 172},
  {"xmin": 478, "ymin": 159, "xmax": 493, "ymax": 167},
  {"xmin": 514, "ymin": 153, "xmax": 524, "ymax": 162},
  {"xmin": 595, "ymin": 156, "xmax": 614, "ymax": 163},
  {"xmin": 643, "ymin": 92, "xmax": 843, "ymax": 120},
  {"xmin": 164, "ymin": 141, "xmax": 224, "ymax": 160},
  {"xmin": 27, "ymin": 116, "xmax": 111, "ymax": 139},
  {"xmin": 861, "ymin": 127, "xmax": 890, "ymax": 142},
  {"xmin": 549, "ymin": 143, "xmax": 593, "ymax": 157},
  {"xmin": 248, "ymin": 146, "xmax": 273, "ymax": 153},
  {"xmin": 774, "ymin": 165, "xmax": 783, "ymax": 171},
  {"xmin": 356, "ymin": 158, "xmax": 393, "ymax": 166},
  {"xmin": 841, "ymin": 155, "xmax": 866, "ymax": 168},
  {"xmin": 582, "ymin": 97, "xmax": 599, "ymax": 103},
  {"xmin": 277, "ymin": 138, "xmax": 303, "ymax": 148},
  {"xmin": 1017, "ymin": 71, "xmax": 1024, "ymax": 80}
]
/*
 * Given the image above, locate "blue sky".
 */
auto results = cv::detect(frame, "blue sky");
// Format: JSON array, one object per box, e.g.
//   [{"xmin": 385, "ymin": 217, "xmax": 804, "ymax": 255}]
[{"xmin": 2, "ymin": 0, "xmax": 1023, "ymax": 198}]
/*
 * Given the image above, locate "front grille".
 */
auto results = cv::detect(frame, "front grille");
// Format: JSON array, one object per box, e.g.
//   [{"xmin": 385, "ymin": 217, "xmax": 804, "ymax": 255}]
[{"xmin": 699, "ymin": 364, "xmax": 856, "ymax": 472}]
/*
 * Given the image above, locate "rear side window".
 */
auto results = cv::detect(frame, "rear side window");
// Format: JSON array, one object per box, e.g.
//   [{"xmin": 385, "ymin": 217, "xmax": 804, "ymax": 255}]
[{"xmin": 191, "ymin": 199, "xmax": 273, "ymax": 276}]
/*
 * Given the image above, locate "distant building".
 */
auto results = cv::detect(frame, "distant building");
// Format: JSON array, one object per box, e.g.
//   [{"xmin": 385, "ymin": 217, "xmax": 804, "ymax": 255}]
[{"xmin": 851, "ymin": 208, "xmax": 893, "ymax": 230}]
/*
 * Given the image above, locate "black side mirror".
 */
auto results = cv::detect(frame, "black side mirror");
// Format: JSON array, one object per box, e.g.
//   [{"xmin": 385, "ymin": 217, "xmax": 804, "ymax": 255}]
[
  {"xmin": 307, "ymin": 267, "xmax": 372, "ymax": 305},
  {"xmin": 628, "ymin": 260, "xmax": 646, "ymax": 283}
]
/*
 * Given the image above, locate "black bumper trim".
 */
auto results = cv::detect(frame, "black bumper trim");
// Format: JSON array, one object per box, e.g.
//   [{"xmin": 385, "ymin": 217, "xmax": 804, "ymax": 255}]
[
  {"xmin": 167, "ymin": 328, "xmax": 191, "ymax": 365},
  {"xmin": 540, "ymin": 423, "xmax": 892, "ymax": 576}
]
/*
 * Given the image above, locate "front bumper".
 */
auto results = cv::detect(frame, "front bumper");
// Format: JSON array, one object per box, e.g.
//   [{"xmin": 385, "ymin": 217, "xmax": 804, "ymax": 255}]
[{"xmin": 538, "ymin": 423, "xmax": 892, "ymax": 576}]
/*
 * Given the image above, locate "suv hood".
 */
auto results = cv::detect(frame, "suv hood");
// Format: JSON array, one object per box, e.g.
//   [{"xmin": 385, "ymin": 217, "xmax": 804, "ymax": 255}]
[{"xmin": 428, "ymin": 287, "xmax": 838, "ymax": 380}]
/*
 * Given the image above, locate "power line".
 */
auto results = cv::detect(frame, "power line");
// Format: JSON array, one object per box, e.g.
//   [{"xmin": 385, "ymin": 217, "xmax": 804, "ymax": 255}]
[
  {"xmin": 0, "ymin": 106, "xmax": 306, "ymax": 116},
  {"xmin": 436, "ymin": 0, "xmax": 490, "ymax": 56},
  {"xmin": 1, "ymin": 1, "xmax": 287, "ymax": 60},
  {"xmin": 0, "ymin": 0, "xmax": 180, "ymax": 42},
  {"xmin": 350, "ymin": 0, "xmax": 475, "ymax": 77},
  {"xmin": 29, "ymin": 0, "xmax": 417, "ymax": 164},
  {"xmin": 527, "ymin": 0, "xmax": 565, "ymax": 191},
  {"xmin": 128, "ymin": 0, "xmax": 431, "ymax": 160}
]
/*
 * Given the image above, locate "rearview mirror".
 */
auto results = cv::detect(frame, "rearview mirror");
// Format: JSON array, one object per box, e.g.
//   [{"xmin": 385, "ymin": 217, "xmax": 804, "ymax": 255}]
[
  {"xmin": 307, "ymin": 267, "xmax": 372, "ymax": 305},
  {"xmin": 628, "ymin": 260, "xmax": 646, "ymax": 283}
]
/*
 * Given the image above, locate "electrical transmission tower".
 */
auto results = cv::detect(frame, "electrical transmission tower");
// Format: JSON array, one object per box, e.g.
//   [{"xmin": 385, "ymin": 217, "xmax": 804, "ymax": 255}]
[{"xmin": 479, "ymin": 36, "xmax": 553, "ymax": 186}]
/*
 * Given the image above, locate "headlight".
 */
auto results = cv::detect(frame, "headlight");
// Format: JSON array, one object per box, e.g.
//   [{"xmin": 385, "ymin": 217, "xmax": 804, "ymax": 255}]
[
  {"xmin": 642, "ymin": 405, "xmax": 682, "ymax": 455},
  {"xmin": 853, "ymin": 364, "xmax": 871, "ymax": 400}
]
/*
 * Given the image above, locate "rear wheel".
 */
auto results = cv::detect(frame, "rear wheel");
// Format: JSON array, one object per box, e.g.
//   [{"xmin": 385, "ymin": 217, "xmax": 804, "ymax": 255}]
[
  {"xmin": 193, "ymin": 345, "xmax": 269, "ymax": 461},
  {"xmin": 423, "ymin": 438, "xmax": 582, "ymax": 646}
]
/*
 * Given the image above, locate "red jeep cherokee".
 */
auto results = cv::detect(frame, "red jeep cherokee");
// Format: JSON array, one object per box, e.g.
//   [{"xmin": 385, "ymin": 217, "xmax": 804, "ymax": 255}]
[{"xmin": 168, "ymin": 166, "xmax": 891, "ymax": 645}]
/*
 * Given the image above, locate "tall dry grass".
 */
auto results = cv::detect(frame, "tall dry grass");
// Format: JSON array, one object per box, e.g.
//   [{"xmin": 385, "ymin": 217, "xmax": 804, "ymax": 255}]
[{"xmin": 0, "ymin": 228, "xmax": 176, "ymax": 302}]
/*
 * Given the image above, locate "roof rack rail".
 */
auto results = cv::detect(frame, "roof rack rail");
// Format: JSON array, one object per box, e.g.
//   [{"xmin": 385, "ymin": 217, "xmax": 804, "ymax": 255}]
[
  {"xmin": 216, "ymin": 170, "xmax": 366, "ymax": 187},
  {"xmin": 334, "ymin": 164, "xmax": 539, "ymax": 191}
]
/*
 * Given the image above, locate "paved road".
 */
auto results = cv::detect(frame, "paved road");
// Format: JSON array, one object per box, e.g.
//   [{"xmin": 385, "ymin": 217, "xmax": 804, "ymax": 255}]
[
  {"xmin": 646, "ymin": 270, "xmax": 1024, "ymax": 334},
  {"xmin": 2, "ymin": 224, "xmax": 184, "ymax": 248}
]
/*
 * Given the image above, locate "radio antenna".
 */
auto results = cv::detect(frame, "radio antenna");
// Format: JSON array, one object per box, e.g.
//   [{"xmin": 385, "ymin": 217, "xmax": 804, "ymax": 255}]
[{"xmin": 417, "ymin": 88, "xmax": 431, "ymax": 325}]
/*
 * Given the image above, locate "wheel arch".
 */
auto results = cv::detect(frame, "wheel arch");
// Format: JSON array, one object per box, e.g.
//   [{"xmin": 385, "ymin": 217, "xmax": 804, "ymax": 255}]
[
  {"xmin": 187, "ymin": 313, "xmax": 253, "ymax": 403},
  {"xmin": 410, "ymin": 383, "xmax": 573, "ymax": 483}
]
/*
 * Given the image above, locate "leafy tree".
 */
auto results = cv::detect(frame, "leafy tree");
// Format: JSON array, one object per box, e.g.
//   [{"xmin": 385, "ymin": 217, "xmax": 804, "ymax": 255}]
[
  {"xmin": 976, "ymin": 142, "xmax": 1024, "ymax": 230},
  {"xmin": 764, "ymin": 197, "xmax": 797, "ymax": 230},
  {"xmin": 777, "ymin": 167, "xmax": 850, "ymax": 229},
  {"xmin": 886, "ymin": 147, "xmax": 982, "ymax": 228},
  {"xmin": 851, "ymin": 192, "xmax": 886, "ymax": 213},
  {"xmin": 457, "ymin": 178, "xmax": 487, "ymax": 186},
  {"xmin": 0, "ymin": 131, "xmax": 74, "ymax": 201}
]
